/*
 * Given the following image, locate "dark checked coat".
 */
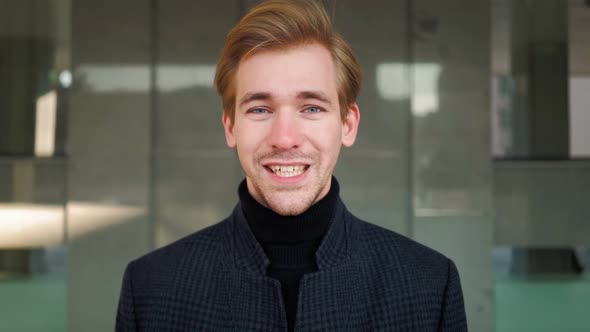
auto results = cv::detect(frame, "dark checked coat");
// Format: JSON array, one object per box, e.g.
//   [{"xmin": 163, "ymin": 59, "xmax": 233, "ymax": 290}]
[{"xmin": 116, "ymin": 199, "xmax": 468, "ymax": 331}]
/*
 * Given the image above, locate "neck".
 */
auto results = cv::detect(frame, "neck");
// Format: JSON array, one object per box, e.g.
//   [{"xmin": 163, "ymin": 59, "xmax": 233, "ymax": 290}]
[{"xmin": 238, "ymin": 177, "xmax": 339, "ymax": 243}]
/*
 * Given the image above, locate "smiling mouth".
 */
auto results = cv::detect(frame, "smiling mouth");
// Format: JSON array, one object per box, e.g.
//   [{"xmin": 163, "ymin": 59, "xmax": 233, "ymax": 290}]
[{"xmin": 265, "ymin": 165, "xmax": 309, "ymax": 178}]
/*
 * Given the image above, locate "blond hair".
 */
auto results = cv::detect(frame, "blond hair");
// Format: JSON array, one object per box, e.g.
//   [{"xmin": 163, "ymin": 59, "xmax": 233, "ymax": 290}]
[{"xmin": 214, "ymin": 0, "xmax": 362, "ymax": 122}]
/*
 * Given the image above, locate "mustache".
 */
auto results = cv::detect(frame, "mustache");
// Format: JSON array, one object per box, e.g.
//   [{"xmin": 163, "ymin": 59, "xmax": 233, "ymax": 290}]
[{"xmin": 256, "ymin": 150, "xmax": 315, "ymax": 162}]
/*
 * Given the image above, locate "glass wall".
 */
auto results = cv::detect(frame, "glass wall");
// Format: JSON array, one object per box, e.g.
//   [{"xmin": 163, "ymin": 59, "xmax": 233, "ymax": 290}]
[
  {"xmin": 492, "ymin": 0, "xmax": 590, "ymax": 160},
  {"xmin": 0, "ymin": 0, "xmax": 69, "ymax": 331},
  {"xmin": 492, "ymin": 1, "xmax": 590, "ymax": 331}
]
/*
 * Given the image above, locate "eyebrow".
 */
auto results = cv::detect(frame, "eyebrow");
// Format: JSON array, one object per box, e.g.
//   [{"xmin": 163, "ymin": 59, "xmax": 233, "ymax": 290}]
[
  {"xmin": 238, "ymin": 90, "xmax": 333, "ymax": 107},
  {"xmin": 296, "ymin": 91, "xmax": 332, "ymax": 105},
  {"xmin": 238, "ymin": 92, "xmax": 271, "ymax": 107}
]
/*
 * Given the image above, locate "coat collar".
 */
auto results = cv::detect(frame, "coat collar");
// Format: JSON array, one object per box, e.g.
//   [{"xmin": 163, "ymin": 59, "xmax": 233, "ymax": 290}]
[{"xmin": 229, "ymin": 198, "xmax": 352, "ymax": 275}]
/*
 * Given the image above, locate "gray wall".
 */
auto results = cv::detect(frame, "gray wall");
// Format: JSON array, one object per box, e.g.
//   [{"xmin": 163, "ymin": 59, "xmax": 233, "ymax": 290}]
[
  {"xmin": 495, "ymin": 161, "xmax": 590, "ymax": 246},
  {"xmin": 411, "ymin": 1, "xmax": 493, "ymax": 331},
  {"xmin": 67, "ymin": 1, "xmax": 152, "ymax": 331}
]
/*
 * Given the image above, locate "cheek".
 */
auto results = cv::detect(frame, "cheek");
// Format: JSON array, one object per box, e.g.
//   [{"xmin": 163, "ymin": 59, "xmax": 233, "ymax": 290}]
[
  {"xmin": 233, "ymin": 126, "xmax": 267, "ymax": 160},
  {"xmin": 309, "ymin": 123, "xmax": 343, "ymax": 157}
]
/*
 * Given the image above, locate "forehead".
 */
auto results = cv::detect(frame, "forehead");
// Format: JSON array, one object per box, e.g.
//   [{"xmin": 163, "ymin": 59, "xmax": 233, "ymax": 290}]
[{"xmin": 235, "ymin": 43, "xmax": 338, "ymax": 100}]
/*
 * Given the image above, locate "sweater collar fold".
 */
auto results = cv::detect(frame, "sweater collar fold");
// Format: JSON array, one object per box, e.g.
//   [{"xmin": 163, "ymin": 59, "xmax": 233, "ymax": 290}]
[
  {"xmin": 238, "ymin": 177, "xmax": 339, "ymax": 244},
  {"xmin": 230, "ymin": 177, "xmax": 352, "ymax": 274}
]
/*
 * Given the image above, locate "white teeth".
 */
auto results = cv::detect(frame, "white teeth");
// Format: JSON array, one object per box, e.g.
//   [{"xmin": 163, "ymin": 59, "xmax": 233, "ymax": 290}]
[{"xmin": 267, "ymin": 165, "xmax": 306, "ymax": 177}]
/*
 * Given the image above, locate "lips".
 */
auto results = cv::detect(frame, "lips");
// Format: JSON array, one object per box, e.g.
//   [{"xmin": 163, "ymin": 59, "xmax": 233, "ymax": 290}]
[{"xmin": 265, "ymin": 164, "xmax": 309, "ymax": 178}]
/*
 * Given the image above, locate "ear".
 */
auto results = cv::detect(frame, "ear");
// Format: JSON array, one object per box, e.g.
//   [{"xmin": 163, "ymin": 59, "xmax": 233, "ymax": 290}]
[
  {"xmin": 222, "ymin": 113, "xmax": 237, "ymax": 148},
  {"xmin": 341, "ymin": 103, "xmax": 360, "ymax": 147}
]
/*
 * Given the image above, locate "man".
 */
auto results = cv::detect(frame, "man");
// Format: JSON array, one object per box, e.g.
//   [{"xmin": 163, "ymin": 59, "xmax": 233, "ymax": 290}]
[{"xmin": 116, "ymin": 0, "xmax": 467, "ymax": 331}]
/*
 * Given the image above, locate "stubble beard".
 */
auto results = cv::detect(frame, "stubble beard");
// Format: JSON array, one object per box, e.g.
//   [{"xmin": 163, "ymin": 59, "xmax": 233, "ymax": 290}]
[
  {"xmin": 245, "ymin": 151, "xmax": 331, "ymax": 216},
  {"xmin": 249, "ymin": 178, "xmax": 326, "ymax": 216}
]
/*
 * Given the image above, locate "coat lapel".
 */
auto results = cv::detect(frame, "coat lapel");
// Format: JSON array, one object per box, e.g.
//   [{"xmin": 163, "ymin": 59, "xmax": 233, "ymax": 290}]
[
  {"xmin": 295, "ymin": 262, "xmax": 362, "ymax": 331},
  {"xmin": 294, "ymin": 201, "xmax": 364, "ymax": 331},
  {"xmin": 226, "ymin": 205, "xmax": 287, "ymax": 331},
  {"xmin": 226, "ymin": 271, "xmax": 286, "ymax": 331},
  {"xmin": 225, "ymin": 200, "xmax": 363, "ymax": 331}
]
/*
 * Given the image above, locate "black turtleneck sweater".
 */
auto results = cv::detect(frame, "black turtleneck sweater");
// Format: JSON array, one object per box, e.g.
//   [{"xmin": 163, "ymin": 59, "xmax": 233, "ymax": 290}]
[{"xmin": 239, "ymin": 178, "xmax": 339, "ymax": 331}]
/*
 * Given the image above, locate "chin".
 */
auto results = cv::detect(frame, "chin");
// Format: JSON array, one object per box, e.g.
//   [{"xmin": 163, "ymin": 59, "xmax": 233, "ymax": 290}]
[{"xmin": 264, "ymin": 193, "xmax": 316, "ymax": 216}]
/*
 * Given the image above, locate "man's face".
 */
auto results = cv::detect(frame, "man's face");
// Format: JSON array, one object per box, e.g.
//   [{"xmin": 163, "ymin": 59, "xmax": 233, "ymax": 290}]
[{"xmin": 222, "ymin": 43, "xmax": 360, "ymax": 215}]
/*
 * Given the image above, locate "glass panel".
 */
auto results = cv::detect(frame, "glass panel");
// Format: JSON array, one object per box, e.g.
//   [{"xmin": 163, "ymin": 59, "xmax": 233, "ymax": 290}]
[
  {"xmin": 0, "ymin": 159, "xmax": 66, "ymax": 332},
  {"xmin": 492, "ymin": 2, "xmax": 590, "ymax": 331},
  {"xmin": 494, "ymin": 246, "xmax": 590, "ymax": 332},
  {"xmin": 0, "ymin": 0, "xmax": 69, "ymax": 330},
  {"xmin": 154, "ymin": 0, "xmax": 242, "ymax": 247},
  {"xmin": 569, "ymin": 0, "xmax": 590, "ymax": 157},
  {"xmin": 66, "ymin": 1, "xmax": 152, "ymax": 330},
  {"xmin": 0, "ymin": 0, "xmax": 70, "ymax": 157},
  {"xmin": 410, "ymin": 1, "xmax": 493, "ymax": 330},
  {"xmin": 332, "ymin": 0, "xmax": 411, "ymax": 235},
  {"xmin": 492, "ymin": 0, "xmax": 590, "ymax": 160},
  {"xmin": 412, "ymin": 1, "xmax": 492, "ymax": 216}
]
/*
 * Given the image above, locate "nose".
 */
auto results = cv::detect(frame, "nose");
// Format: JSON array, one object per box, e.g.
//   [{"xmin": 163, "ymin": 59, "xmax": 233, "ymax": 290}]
[{"xmin": 268, "ymin": 112, "xmax": 302, "ymax": 150}]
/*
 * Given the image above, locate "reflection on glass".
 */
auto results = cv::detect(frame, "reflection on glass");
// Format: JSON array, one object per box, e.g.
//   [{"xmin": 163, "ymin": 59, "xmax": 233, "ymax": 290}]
[
  {"xmin": 411, "ymin": 64, "xmax": 441, "ymax": 117},
  {"xmin": 157, "ymin": 64, "xmax": 216, "ymax": 92},
  {"xmin": 491, "ymin": 76, "xmax": 515, "ymax": 157},
  {"xmin": 0, "ymin": 203, "xmax": 64, "ymax": 248},
  {"xmin": 491, "ymin": 0, "xmax": 589, "ymax": 159},
  {"xmin": 0, "ymin": 160, "xmax": 67, "ymax": 331},
  {"xmin": 568, "ymin": 0, "xmax": 590, "ymax": 157},
  {"xmin": 376, "ymin": 62, "xmax": 441, "ymax": 117},
  {"xmin": 67, "ymin": 201, "xmax": 145, "ymax": 238},
  {"xmin": 0, "ymin": 200, "xmax": 142, "ymax": 250},
  {"xmin": 0, "ymin": 246, "xmax": 66, "ymax": 331},
  {"xmin": 570, "ymin": 77, "xmax": 590, "ymax": 157},
  {"xmin": 75, "ymin": 64, "xmax": 150, "ymax": 93},
  {"xmin": 59, "ymin": 70, "xmax": 73, "ymax": 89},
  {"xmin": 35, "ymin": 91, "xmax": 58, "ymax": 157},
  {"xmin": 411, "ymin": 60, "xmax": 480, "ymax": 215},
  {"xmin": 494, "ymin": 246, "xmax": 590, "ymax": 331},
  {"xmin": 75, "ymin": 64, "xmax": 217, "ymax": 93},
  {"xmin": 0, "ymin": 0, "xmax": 69, "ymax": 157},
  {"xmin": 376, "ymin": 62, "xmax": 409, "ymax": 101}
]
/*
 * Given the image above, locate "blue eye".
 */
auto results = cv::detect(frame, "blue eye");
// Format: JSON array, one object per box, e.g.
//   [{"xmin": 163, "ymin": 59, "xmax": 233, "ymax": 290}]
[
  {"xmin": 249, "ymin": 108, "xmax": 268, "ymax": 114},
  {"xmin": 304, "ymin": 106, "xmax": 322, "ymax": 113}
]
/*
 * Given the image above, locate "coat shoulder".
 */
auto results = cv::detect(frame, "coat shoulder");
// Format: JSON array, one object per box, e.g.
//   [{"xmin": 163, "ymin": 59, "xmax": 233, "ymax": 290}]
[
  {"xmin": 352, "ymin": 215, "xmax": 453, "ymax": 282},
  {"xmin": 127, "ymin": 217, "xmax": 230, "ymax": 286},
  {"xmin": 352, "ymin": 217, "xmax": 467, "ymax": 331},
  {"xmin": 349, "ymin": 215, "xmax": 463, "ymax": 329},
  {"xmin": 117, "ymin": 218, "xmax": 235, "ymax": 330}
]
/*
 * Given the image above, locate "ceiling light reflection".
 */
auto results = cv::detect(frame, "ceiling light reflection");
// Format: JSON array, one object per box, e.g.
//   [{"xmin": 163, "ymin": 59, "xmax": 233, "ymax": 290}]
[
  {"xmin": 570, "ymin": 77, "xmax": 590, "ymax": 157},
  {"xmin": 376, "ymin": 63, "xmax": 410, "ymax": 100},
  {"xmin": 0, "ymin": 202, "xmax": 144, "ymax": 249},
  {"xmin": 68, "ymin": 201, "xmax": 145, "ymax": 238},
  {"xmin": 76, "ymin": 64, "xmax": 216, "ymax": 93},
  {"xmin": 411, "ymin": 64, "xmax": 442, "ymax": 117},
  {"xmin": 0, "ymin": 204, "xmax": 63, "ymax": 248},
  {"xmin": 376, "ymin": 62, "xmax": 442, "ymax": 117},
  {"xmin": 59, "ymin": 70, "xmax": 73, "ymax": 88},
  {"xmin": 35, "ymin": 90, "xmax": 57, "ymax": 157}
]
